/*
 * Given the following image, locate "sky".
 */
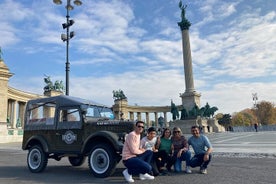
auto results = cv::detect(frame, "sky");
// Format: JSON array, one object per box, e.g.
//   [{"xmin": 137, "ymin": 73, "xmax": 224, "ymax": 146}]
[{"xmin": 0, "ymin": 0, "xmax": 276, "ymax": 119}]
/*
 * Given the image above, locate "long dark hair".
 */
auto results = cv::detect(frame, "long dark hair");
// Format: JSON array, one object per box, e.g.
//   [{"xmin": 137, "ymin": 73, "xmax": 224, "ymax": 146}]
[{"xmin": 161, "ymin": 128, "xmax": 171, "ymax": 138}]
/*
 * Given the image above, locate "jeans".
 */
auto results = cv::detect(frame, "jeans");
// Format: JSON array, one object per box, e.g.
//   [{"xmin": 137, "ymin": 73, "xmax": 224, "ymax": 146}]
[
  {"xmin": 155, "ymin": 150, "xmax": 175, "ymax": 171},
  {"xmin": 123, "ymin": 150, "xmax": 153, "ymax": 175},
  {"xmin": 189, "ymin": 153, "xmax": 212, "ymax": 169},
  {"xmin": 173, "ymin": 150, "xmax": 192, "ymax": 172}
]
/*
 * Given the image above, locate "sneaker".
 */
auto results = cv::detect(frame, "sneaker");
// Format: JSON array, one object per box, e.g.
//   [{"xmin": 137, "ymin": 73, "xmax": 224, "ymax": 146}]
[
  {"xmin": 139, "ymin": 173, "xmax": 155, "ymax": 180},
  {"xmin": 123, "ymin": 169, "xmax": 134, "ymax": 183},
  {"xmin": 200, "ymin": 168, "xmax": 207, "ymax": 174},
  {"xmin": 185, "ymin": 166, "xmax": 192, "ymax": 174}
]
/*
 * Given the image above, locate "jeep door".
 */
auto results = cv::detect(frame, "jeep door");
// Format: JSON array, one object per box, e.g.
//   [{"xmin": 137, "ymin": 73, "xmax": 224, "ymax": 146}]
[{"xmin": 54, "ymin": 107, "xmax": 84, "ymax": 153}]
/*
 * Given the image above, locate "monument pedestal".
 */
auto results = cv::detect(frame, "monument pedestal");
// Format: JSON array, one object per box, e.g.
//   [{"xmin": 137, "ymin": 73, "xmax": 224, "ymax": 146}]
[
  {"xmin": 180, "ymin": 91, "xmax": 201, "ymax": 111},
  {"xmin": 170, "ymin": 119, "xmax": 198, "ymax": 134},
  {"xmin": 169, "ymin": 117, "xmax": 225, "ymax": 134}
]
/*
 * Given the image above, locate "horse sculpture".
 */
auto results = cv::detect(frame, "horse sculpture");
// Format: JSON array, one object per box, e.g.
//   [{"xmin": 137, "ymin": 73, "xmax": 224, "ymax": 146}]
[
  {"xmin": 180, "ymin": 103, "xmax": 219, "ymax": 119},
  {"xmin": 44, "ymin": 76, "xmax": 54, "ymax": 92},
  {"xmin": 112, "ymin": 89, "xmax": 127, "ymax": 100},
  {"xmin": 54, "ymin": 80, "xmax": 65, "ymax": 92},
  {"xmin": 44, "ymin": 75, "xmax": 64, "ymax": 93}
]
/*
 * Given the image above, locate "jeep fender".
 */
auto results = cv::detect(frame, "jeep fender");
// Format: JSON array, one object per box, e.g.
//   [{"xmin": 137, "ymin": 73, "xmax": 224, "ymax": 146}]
[
  {"xmin": 82, "ymin": 131, "xmax": 122, "ymax": 154},
  {"xmin": 22, "ymin": 135, "xmax": 49, "ymax": 153}
]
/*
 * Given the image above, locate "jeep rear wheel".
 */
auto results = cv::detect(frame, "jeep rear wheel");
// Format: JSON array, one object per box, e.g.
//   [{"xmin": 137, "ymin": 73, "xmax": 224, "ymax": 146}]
[
  {"xmin": 27, "ymin": 145, "xmax": 48, "ymax": 173},
  {"xmin": 68, "ymin": 156, "xmax": 85, "ymax": 166},
  {"xmin": 88, "ymin": 143, "xmax": 117, "ymax": 178}
]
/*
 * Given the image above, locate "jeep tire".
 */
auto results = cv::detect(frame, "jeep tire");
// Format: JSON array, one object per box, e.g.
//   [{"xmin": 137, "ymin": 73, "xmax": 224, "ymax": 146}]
[
  {"xmin": 27, "ymin": 145, "xmax": 48, "ymax": 173},
  {"xmin": 88, "ymin": 143, "xmax": 117, "ymax": 178}
]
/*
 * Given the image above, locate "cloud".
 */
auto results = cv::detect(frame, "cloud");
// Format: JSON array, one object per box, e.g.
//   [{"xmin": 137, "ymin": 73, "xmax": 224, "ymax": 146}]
[
  {"xmin": 4, "ymin": 0, "xmax": 276, "ymax": 119},
  {"xmin": 201, "ymin": 82, "xmax": 276, "ymax": 114}
]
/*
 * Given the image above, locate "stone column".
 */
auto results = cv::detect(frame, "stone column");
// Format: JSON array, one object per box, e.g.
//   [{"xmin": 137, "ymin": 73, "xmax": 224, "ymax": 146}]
[
  {"xmin": 129, "ymin": 112, "xmax": 134, "ymax": 120},
  {"xmin": 154, "ymin": 112, "xmax": 158, "ymax": 127},
  {"xmin": 137, "ymin": 112, "xmax": 141, "ymax": 121},
  {"xmin": 0, "ymin": 59, "xmax": 13, "ymax": 124},
  {"xmin": 12, "ymin": 101, "xmax": 17, "ymax": 128},
  {"xmin": 181, "ymin": 29, "xmax": 195, "ymax": 93},
  {"xmin": 178, "ymin": 4, "xmax": 201, "ymax": 111},
  {"xmin": 145, "ymin": 112, "xmax": 150, "ymax": 127},
  {"xmin": 18, "ymin": 102, "xmax": 25, "ymax": 127}
]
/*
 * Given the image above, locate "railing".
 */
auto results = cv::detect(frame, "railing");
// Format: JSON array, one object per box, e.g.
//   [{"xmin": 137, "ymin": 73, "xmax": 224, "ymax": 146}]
[{"xmin": 232, "ymin": 125, "xmax": 276, "ymax": 132}]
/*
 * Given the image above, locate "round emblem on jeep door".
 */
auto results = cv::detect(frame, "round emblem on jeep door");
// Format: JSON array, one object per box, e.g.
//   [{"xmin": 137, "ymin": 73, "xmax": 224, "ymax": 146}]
[{"xmin": 62, "ymin": 130, "xmax": 77, "ymax": 144}]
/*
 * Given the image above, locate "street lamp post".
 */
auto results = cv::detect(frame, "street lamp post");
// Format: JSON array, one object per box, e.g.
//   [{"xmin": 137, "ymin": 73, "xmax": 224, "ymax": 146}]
[
  {"xmin": 252, "ymin": 93, "xmax": 258, "ymax": 109},
  {"xmin": 53, "ymin": 0, "xmax": 82, "ymax": 95}
]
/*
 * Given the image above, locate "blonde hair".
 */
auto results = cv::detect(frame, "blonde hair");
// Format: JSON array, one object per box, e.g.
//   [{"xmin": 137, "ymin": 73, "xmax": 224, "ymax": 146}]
[{"xmin": 173, "ymin": 127, "xmax": 182, "ymax": 135}]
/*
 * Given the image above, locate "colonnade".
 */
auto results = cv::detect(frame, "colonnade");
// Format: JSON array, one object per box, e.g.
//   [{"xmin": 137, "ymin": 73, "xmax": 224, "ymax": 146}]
[
  {"xmin": 5, "ymin": 87, "xmax": 42, "ymax": 129},
  {"xmin": 112, "ymin": 99, "xmax": 172, "ymax": 128},
  {"xmin": 7, "ymin": 99, "xmax": 26, "ymax": 128}
]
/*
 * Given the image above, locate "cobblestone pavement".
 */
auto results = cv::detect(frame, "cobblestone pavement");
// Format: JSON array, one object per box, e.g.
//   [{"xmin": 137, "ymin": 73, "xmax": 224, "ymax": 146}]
[{"xmin": 204, "ymin": 131, "xmax": 276, "ymax": 158}]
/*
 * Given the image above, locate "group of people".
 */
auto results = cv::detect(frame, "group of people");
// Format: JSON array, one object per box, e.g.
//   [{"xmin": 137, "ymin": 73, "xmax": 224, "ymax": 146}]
[{"xmin": 122, "ymin": 120, "xmax": 213, "ymax": 182}]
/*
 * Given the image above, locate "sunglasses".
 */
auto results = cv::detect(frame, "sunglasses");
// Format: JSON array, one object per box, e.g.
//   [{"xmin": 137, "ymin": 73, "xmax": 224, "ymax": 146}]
[
  {"xmin": 173, "ymin": 131, "xmax": 180, "ymax": 133},
  {"xmin": 137, "ymin": 125, "xmax": 144, "ymax": 129}
]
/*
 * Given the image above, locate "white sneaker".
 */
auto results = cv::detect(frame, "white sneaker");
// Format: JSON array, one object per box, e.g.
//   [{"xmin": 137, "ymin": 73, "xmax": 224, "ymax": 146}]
[
  {"xmin": 139, "ymin": 173, "xmax": 155, "ymax": 180},
  {"xmin": 123, "ymin": 169, "xmax": 134, "ymax": 183},
  {"xmin": 200, "ymin": 168, "xmax": 207, "ymax": 174},
  {"xmin": 185, "ymin": 166, "xmax": 192, "ymax": 174}
]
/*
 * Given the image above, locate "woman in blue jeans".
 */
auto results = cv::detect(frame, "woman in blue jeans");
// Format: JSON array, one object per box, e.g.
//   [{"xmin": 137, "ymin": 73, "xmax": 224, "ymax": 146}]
[{"xmin": 171, "ymin": 127, "xmax": 192, "ymax": 173}]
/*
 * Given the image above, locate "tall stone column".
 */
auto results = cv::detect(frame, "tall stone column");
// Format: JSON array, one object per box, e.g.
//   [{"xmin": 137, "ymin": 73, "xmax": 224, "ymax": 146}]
[
  {"xmin": 178, "ymin": 2, "xmax": 201, "ymax": 111},
  {"xmin": 0, "ymin": 59, "xmax": 13, "ymax": 123},
  {"xmin": 182, "ymin": 29, "xmax": 195, "ymax": 93}
]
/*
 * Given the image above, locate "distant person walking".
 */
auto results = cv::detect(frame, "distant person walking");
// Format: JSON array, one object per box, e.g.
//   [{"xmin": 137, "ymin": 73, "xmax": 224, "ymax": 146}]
[
  {"xmin": 254, "ymin": 123, "xmax": 258, "ymax": 132},
  {"xmin": 122, "ymin": 121, "xmax": 155, "ymax": 182},
  {"xmin": 188, "ymin": 126, "xmax": 213, "ymax": 174}
]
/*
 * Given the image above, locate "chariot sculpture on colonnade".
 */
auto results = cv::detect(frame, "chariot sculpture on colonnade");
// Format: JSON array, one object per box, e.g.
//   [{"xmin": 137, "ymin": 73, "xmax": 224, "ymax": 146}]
[{"xmin": 44, "ymin": 75, "xmax": 65, "ymax": 93}]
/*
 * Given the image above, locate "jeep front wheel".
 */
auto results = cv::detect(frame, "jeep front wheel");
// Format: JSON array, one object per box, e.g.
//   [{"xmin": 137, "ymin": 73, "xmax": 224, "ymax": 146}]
[
  {"xmin": 27, "ymin": 145, "xmax": 48, "ymax": 173},
  {"xmin": 88, "ymin": 143, "xmax": 117, "ymax": 178}
]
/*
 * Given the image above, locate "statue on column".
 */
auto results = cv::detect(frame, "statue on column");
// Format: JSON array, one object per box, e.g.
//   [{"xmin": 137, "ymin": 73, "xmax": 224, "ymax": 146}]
[
  {"xmin": 179, "ymin": 0, "xmax": 187, "ymax": 21},
  {"xmin": 44, "ymin": 75, "xmax": 54, "ymax": 92},
  {"xmin": 54, "ymin": 80, "xmax": 65, "ymax": 92},
  {"xmin": 178, "ymin": 0, "xmax": 191, "ymax": 30},
  {"xmin": 44, "ymin": 75, "xmax": 65, "ymax": 92},
  {"xmin": 112, "ymin": 89, "xmax": 127, "ymax": 100}
]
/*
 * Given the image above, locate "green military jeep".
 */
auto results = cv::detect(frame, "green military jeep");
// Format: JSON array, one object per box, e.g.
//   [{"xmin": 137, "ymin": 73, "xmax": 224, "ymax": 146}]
[{"xmin": 22, "ymin": 95, "xmax": 135, "ymax": 178}]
